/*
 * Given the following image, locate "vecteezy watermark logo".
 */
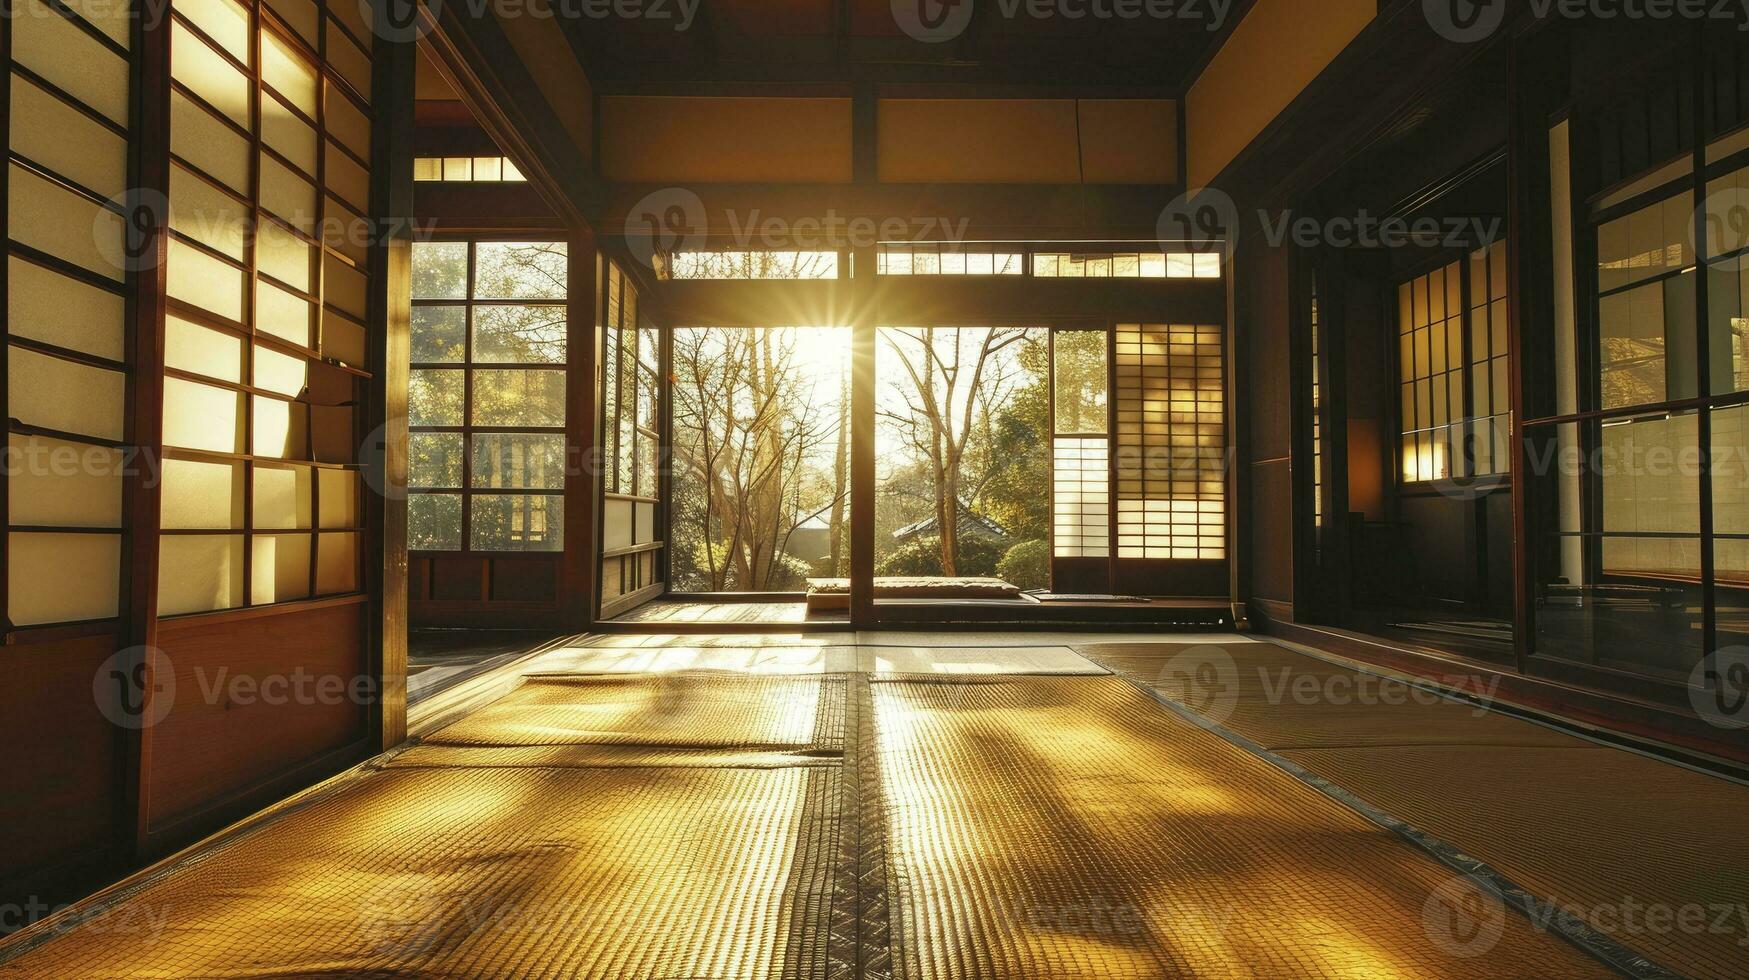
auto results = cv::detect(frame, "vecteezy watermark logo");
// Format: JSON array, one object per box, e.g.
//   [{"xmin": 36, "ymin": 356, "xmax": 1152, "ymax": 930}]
[
  {"xmin": 624, "ymin": 187, "xmax": 707, "ymax": 269},
  {"xmin": 95, "ymin": 187, "xmax": 168, "ymax": 277},
  {"xmin": 1697, "ymin": 183, "xmax": 1749, "ymax": 262},
  {"xmin": 893, "ymin": 0, "xmax": 975, "ymax": 41},
  {"xmin": 1154, "ymin": 644, "xmax": 1240, "ymax": 724},
  {"xmin": 1690, "ymin": 646, "xmax": 1749, "ymax": 730},
  {"xmin": 94, "ymin": 646, "xmax": 176, "ymax": 730},
  {"xmin": 1423, "ymin": 876, "xmax": 1507, "ymax": 958},
  {"xmin": 1429, "ymin": 0, "xmax": 1749, "ymax": 43},
  {"xmin": 1157, "ymin": 187, "xmax": 1239, "ymax": 262},
  {"xmin": 358, "ymin": 881, "xmax": 454, "ymax": 958},
  {"xmin": 358, "ymin": 420, "xmax": 408, "ymax": 501},
  {"xmin": 367, "ymin": 0, "xmax": 439, "ymax": 43},
  {"xmin": 1424, "ymin": 0, "xmax": 1507, "ymax": 42}
]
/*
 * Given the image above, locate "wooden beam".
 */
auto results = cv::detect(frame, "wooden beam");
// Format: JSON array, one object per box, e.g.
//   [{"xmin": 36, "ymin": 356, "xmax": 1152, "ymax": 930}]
[
  {"xmin": 599, "ymin": 182, "xmax": 1189, "ymax": 245},
  {"xmin": 419, "ymin": 3, "xmax": 605, "ymax": 228}
]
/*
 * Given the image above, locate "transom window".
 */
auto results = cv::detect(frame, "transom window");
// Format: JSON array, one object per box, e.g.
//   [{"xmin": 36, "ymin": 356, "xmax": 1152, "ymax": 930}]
[
  {"xmin": 413, "ymin": 155, "xmax": 526, "ymax": 182},
  {"xmin": 658, "ymin": 250, "xmax": 839, "ymax": 280},
  {"xmin": 408, "ymin": 240, "xmax": 568, "ymax": 552}
]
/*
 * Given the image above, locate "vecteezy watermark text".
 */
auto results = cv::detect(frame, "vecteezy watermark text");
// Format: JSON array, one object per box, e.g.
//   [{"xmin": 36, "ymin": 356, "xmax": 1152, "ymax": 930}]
[
  {"xmin": 1424, "ymin": 0, "xmax": 1749, "ymax": 44},
  {"xmin": 892, "ymin": 0, "xmax": 1233, "ymax": 43}
]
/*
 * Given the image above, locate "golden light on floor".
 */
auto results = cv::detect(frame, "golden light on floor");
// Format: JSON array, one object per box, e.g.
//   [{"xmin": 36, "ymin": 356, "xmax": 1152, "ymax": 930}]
[
  {"xmin": 871, "ymin": 675, "xmax": 1608, "ymax": 979},
  {"xmin": 0, "ymin": 645, "xmax": 1635, "ymax": 978}
]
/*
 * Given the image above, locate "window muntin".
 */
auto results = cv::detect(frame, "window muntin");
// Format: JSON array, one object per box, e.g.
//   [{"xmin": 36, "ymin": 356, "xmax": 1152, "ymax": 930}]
[
  {"xmin": 1530, "ymin": 108, "xmax": 1749, "ymax": 681},
  {"xmin": 155, "ymin": 0, "xmax": 371, "ymax": 615},
  {"xmin": 878, "ymin": 244, "xmax": 1023, "ymax": 276},
  {"xmin": 1036, "ymin": 252, "xmax": 1220, "ymax": 279},
  {"xmin": 1469, "ymin": 242, "xmax": 1512, "ymax": 476},
  {"xmin": 1396, "ymin": 245, "xmax": 1511, "ymax": 484},
  {"xmin": 1052, "ymin": 330, "xmax": 1110, "ymax": 560},
  {"xmin": 1114, "ymin": 324, "xmax": 1225, "ymax": 560},
  {"xmin": 5, "ymin": 0, "xmax": 135, "ymax": 627},
  {"xmin": 599, "ymin": 261, "xmax": 665, "ymax": 606},
  {"xmin": 409, "ymin": 240, "xmax": 568, "ymax": 553}
]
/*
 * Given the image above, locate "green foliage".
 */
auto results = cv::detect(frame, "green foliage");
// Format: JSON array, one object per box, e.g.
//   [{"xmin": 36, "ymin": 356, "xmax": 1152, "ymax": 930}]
[
  {"xmin": 996, "ymin": 539, "xmax": 1051, "ymax": 591},
  {"xmin": 875, "ymin": 534, "xmax": 1005, "ymax": 578},
  {"xmin": 977, "ymin": 335, "xmax": 1051, "ymax": 541},
  {"xmin": 767, "ymin": 553, "xmax": 815, "ymax": 591}
]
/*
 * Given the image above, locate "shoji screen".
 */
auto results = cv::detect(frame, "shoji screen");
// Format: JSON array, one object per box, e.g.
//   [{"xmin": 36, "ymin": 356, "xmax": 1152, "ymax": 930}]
[
  {"xmin": 598, "ymin": 260, "xmax": 663, "ymax": 616},
  {"xmin": 1052, "ymin": 330, "xmax": 1111, "ymax": 566},
  {"xmin": 5, "ymin": 0, "xmax": 137, "ymax": 628},
  {"xmin": 157, "ymin": 0, "xmax": 371, "ymax": 615},
  {"xmin": 1114, "ymin": 323, "xmax": 1227, "ymax": 566}
]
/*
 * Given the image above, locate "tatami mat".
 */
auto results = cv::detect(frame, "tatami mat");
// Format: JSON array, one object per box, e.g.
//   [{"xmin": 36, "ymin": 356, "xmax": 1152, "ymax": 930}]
[
  {"xmin": 531, "ymin": 643, "xmax": 858, "ymax": 674},
  {"xmin": 1, "ymin": 766, "xmax": 827, "ymax": 979},
  {"xmin": 871, "ymin": 674, "xmax": 1607, "ymax": 978},
  {"xmin": 6, "ymin": 632, "xmax": 1729, "ymax": 978},
  {"xmin": 1280, "ymin": 743, "xmax": 1749, "ymax": 980},
  {"xmin": 1097, "ymin": 639, "xmax": 1749, "ymax": 979},
  {"xmin": 1091, "ymin": 642, "xmax": 1583, "ymax": 749},
  {"xmin": 864, "ymin": 644, "xmax": 1106, "ymax": 675},
  {"xmin": 425, "ymin": 673, "xmax": 843, "ymax": 751}
]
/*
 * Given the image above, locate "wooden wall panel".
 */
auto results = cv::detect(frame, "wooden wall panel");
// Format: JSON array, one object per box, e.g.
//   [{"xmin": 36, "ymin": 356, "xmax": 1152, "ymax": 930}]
[
  {"xmin": 0, "ymin": 634, "xmax": 122, "ymax": 884},
  {"xmin": 1186, "ymin": 0, "xmax": 1375, "ymax": 186},
  {"xmin": 1241, "ymin": 232, "xmax": 1296, "ymax": 610},
  {"xmin": 877, "ymin": 99, "xmax": 1081, "ymax": 183},
  {"xmin": 494, "ymin": 0, "xmax": 594, "ymax": 163},
  {"xmin": 1250, "ymin": 461, "xmax": 1295, "ymax": 606},
  {"xmin": 146, "ymin": 603, "xmax": 367, "ymax": 835},
  {"xmin": 601, "ymin": 96, "xmax": 852, "ymax": 182},
  {"xmin": 1076, "ymin": 99, "xmax": 1180, "ymax": 185}
]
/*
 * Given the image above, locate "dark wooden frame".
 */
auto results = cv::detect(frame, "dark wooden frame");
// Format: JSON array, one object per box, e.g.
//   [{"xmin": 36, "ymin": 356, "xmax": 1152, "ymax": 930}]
[
  {"xmin": 407, "ymin": 235, "xmax": 570, "ymax": 556},
  {"xmin": 1514, "ymin": 22, "xmax": 1749, "ymax": 694}
]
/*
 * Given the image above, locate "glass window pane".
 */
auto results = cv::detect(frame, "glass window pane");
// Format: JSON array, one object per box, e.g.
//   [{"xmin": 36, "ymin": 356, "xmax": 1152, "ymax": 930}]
[
  {"xmin": 469, "ymin": 494, "xmax": 563, "ymax": 551},
  {"xmin": 409, "ymin": 432, "xmax": 464, "ymax": 488},
  {"xmin": 472, "ymin": 305, "xmax": 566, "ymax": 363},
  {"xmin": 471, "ymin": 369, "xmax": 564, "ymax": 426},
  {"xmin": 471, "ymin": 433, "xmax": 566, "ymax": 489},
  {"xmin": 1599, "ymin": 276, "xmax": 1694, "ymax": 410},
  {"xmin": 1053, "ymin": 330, "xmax": 1108, "ymax": 434},
  {"xmin": 409, "ymin": 493, "xmax": 461, "ymax": 550},
  {"xmin": 409, "ymin": 368, "xmax": 464, "ymax": 426},
  {"xmin": 1597, "ymin": 193, "xmax": 1693, "ymax": 293},
  {"xmin": 1601, "ymin": 411, "xmax": 1701, "ymax": 534},
  {"xmin": 412, "ymin": 241, "xmax": 468, "ymax": 299},
  {"xmin": 473, "ymin": 241, "xmax": 567, "ymax": 299},
  {"xmin": 411, "ymin": 306, "xmax": 466, "ymax": 363}
]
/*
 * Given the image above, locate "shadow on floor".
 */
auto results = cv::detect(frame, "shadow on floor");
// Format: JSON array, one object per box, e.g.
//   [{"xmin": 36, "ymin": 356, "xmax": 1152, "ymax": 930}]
[{"xmin": 409, "ymin": 629, "xmax": 565, "ymax": 704}]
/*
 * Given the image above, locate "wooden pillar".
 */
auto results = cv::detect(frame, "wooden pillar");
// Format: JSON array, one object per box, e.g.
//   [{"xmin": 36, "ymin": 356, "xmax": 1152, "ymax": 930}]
[
  {"xmin": 850, "ymin": 246, "xmax": 877, "ymax": 626},
  {"xmin": 366, "ymin": 27, "xmax": 415, "ymax": 751},
  {"xmin": 562, "ymin": 231, "xmax": 599, "ymax": 634}
]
